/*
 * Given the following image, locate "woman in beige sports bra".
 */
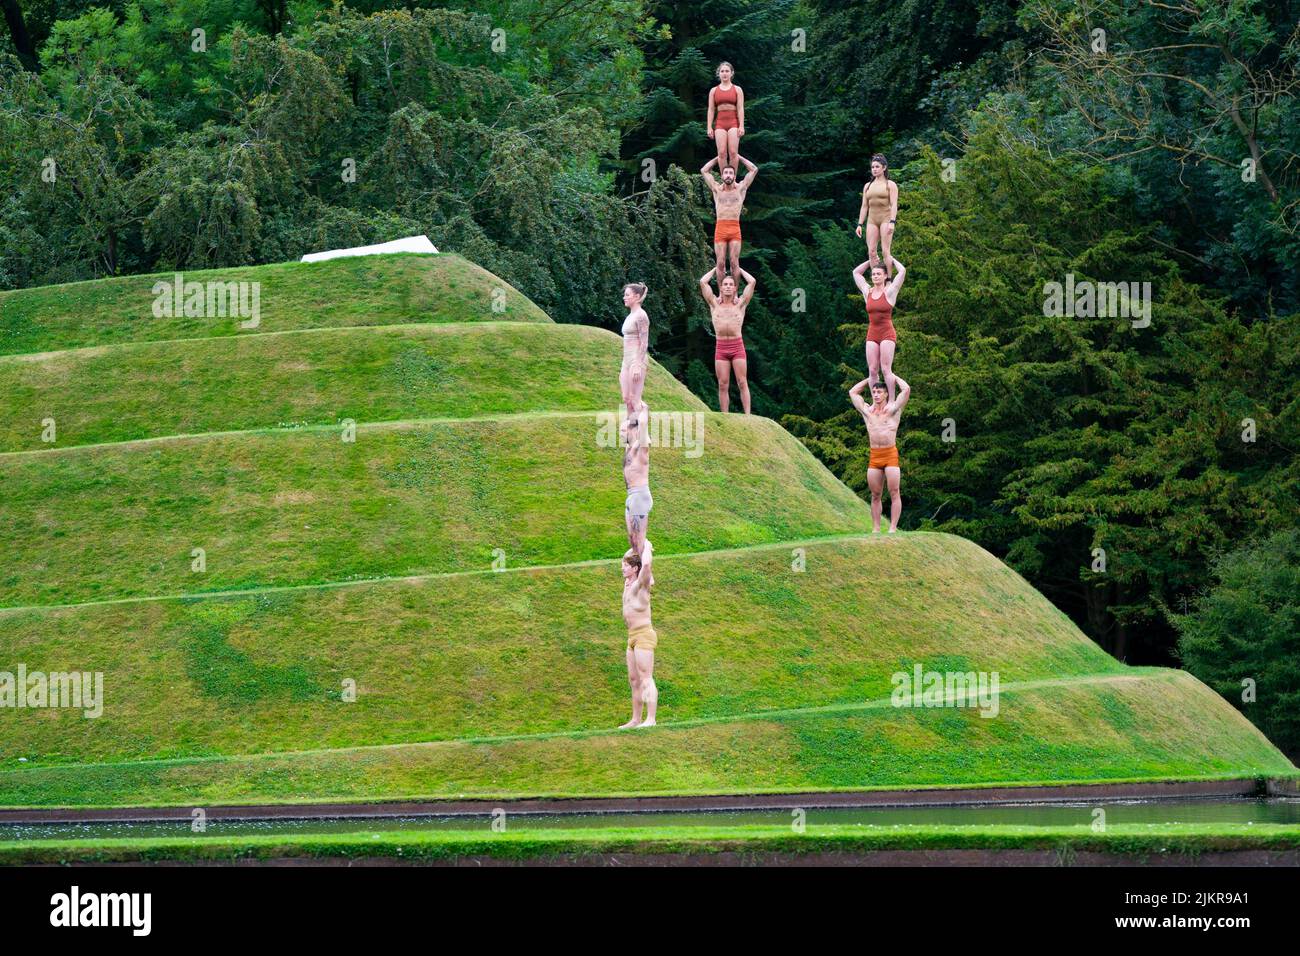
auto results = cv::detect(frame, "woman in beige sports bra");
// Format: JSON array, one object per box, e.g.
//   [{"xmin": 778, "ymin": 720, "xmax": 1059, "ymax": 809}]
[
  {"xmin": 706, "ymin": 61, "xmax": 745, "ymax": 173},
  {"xmin": 855, "ymin": 153, "xmax": 899, "ymax": 277},
  {"xmin": 620, "ymin": 283, "xmax": 649, "ymax": 418}
]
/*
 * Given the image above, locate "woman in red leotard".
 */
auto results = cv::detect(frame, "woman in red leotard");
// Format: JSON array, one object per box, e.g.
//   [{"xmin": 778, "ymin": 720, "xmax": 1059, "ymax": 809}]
[
  {"xmin": 706, "ymin": 62, "xmax": 745, "ymax": 173},
  {"xmin": 852, "ymin": 256, "xmax": 907, "ymax": 403}
]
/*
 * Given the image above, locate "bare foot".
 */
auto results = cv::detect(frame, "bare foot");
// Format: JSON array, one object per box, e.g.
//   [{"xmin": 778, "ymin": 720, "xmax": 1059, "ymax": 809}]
[
  {"xmin": 888, "ymin": 527, "xmax": 897, "ymax": 534},
  {"xmin": 619, "ymin": 719, "xmax": 641, "ymax": 729},
  {"xmin": 636, "ymin": 720, "xmax": 657, "ymax": 729}
]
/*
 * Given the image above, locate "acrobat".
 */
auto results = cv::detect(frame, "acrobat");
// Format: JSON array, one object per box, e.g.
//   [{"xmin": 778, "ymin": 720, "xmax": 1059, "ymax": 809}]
[
  {"xmin": 698, "ymin": 266, "xmax": 755, "ymax": 414},
  {"xmin": 852, "ymin": 256, "xmax": 906, "ymax": 403},
  {"xmin": 705, "ymin": 61, "xmax": 745, "ymax": 171},
  {"xmin": 701, "ymin": 155, "xmax": 757, "ymax": 280},
  {"xmin": 619, "ymin": 538, "xmax": 658, "ymax": 729},
  {"xmin": 621, "ymin": 282, "xmax": 649, "ymax": 418},
  {"xmin": 855, "ymin": 153, "xmax": 899, "ymax": 276},
  {"xmin": 622, "ymin": 400, "xmax": 652, "ymax": 555},
  {"xmin": 849, "ymin": 374, "xmax": 911, "ymax": 533}
]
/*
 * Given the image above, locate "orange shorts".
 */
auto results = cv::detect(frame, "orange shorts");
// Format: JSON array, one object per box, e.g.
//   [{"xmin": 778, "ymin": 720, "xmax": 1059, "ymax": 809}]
[
  {"xmin": 714, "ymin": 219, "xmax": 741, "ymax": 244},
  {"xmin": 869, "ymin": 445, "xmax": 899, "ymax": 470}
]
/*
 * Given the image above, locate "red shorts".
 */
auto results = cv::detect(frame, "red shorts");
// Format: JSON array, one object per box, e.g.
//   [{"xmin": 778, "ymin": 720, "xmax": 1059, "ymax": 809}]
[
  {"xmin": 714, "ymin": 219, "xmax": 741, "ymax": 244},
  {"xmin": 866, "ymin": 322, "xmax": 897, "ymax": 344},
  {"xmin": 714, "ymin": 109, "xmax": 738, "ymax": 131},
  {"xmin": 715, "ymin": 337, "xmax": 746, "ymax": 362}
]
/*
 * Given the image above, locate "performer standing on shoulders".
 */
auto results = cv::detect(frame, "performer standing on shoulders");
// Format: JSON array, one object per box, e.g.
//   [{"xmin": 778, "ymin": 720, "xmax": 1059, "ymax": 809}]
[
  {"xmin": 699, "ymin": 266, "xmax": 755, "ymax": 414},
  {"xmin": 702, "ymin": 155, "xmax": 757, "ymax": 280},
  {"xmin": 620, "ymin": 283, "xmax": 649, "ymax": 419},
  {"xmin": 855, "ymin": 154, "xmax": 898, "ymax": 276},
  {"xmin": 850, "ymin": 375, "xmax": 911, "ymax": 534},
  {"xmin": 852, "ymin": 256, "xmax": 906, "ymax": 403},
  {"xmin": 705, "ymin": 61, "xmax": 745, "ymax": 172},
  {"xmin": 622, "ymin": 401, "xmax": 652, "ymax": 556}
]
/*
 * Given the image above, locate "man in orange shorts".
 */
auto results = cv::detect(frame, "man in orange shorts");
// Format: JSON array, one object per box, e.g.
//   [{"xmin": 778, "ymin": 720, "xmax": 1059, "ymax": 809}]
[
  {"xmin": 702, "ymin": 154, "xmax": 757, "ymax": 278},
  {"xmin": 849, "ymin": 374, "xmax": 911, "ymax": 533}
]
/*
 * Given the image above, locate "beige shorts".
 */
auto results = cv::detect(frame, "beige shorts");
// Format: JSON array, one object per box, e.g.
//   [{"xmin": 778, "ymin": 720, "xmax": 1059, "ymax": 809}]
[{"xmin": 627, "ymin": 625, "xmax": 658, "ymax": 652}]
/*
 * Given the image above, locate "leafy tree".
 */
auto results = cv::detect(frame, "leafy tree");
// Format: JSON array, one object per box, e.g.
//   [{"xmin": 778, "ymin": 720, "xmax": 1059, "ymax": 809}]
[
  {"xmin": 1021, "ymin": 0, "xmax": 1300, "ymax": 314},
  {"xmin": 1178, "ymin": 530, "xmax": 1300, "ymax": 757},
  {"xmin": 789, "ymin": 117, "xmax": 1299, "ymax": 661}
]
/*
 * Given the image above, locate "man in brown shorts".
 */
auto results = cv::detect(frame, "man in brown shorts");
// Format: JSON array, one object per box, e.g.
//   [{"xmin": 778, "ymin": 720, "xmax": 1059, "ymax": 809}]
[
  {"xmin": 849, "ymin": 374, "xmax": 911, "ymax": 533},
  {"xmin": 701, "ymin": 154, "xmax": 757, "ymax": 279}
]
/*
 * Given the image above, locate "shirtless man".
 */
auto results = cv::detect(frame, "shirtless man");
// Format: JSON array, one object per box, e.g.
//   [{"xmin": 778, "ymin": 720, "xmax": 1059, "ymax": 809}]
[
  {"xmin": 622, "ymin": 400, "xmax": 651, "ymax": 554},
  {"xmin": 701, "ymin": 155, "xmax": 757, "ymax": 279},
  {"xmin": 619, "ymin": 538, "xmax": 657, "ymax": 729},
  {"xmin": 698, "ymin": 267, "xmax": 755, "ymax": 414},
  {"xmin": 849, "ymin": 374, "xmax": 911, "ymax": 533}
]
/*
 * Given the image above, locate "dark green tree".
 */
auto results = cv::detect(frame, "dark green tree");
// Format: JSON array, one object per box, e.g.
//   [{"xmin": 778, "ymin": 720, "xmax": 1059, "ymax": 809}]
[{"xmin": 1178, "ymin": 530, "xmax": 1300, "ymax": 758}]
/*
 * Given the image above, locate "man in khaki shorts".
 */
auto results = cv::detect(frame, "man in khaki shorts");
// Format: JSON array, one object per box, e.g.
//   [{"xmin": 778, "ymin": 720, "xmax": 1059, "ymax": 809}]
[
  {"xmin": 619, "ymin": 538, "xmax": 657, "ymax": 728},
  {"xmin": 849, "ymin": 374, "xmax": 911, "ymax": 533}
]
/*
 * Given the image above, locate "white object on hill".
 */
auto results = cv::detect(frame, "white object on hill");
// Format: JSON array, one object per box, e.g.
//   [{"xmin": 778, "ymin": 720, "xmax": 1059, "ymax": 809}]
[{"xmin": 300, "ymin": 235, "xmax": 439, "ymax": 263}]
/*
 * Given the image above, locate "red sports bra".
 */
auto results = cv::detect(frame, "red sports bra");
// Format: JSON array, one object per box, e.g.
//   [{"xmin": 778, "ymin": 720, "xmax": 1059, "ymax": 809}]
[
  {"xmin": 866, "ymin": 289, "xmax": 893, "ymax": 329},
  {"xmin": 714, "ymin": 85, "xmax": 738, "ymax": 109}
]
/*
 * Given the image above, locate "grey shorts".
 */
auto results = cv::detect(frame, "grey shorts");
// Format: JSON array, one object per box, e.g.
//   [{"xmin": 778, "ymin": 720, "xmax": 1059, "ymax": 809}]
[{"xmin": 625, "ymin": 485, "xmax": 653, "ymax": 518}]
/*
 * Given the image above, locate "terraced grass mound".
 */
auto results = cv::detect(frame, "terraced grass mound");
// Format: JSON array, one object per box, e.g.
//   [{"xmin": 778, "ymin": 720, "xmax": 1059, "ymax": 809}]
[
  {"xmin": 0, "ymin": 252, "xmax": 1292, "ymax": 811},
  {"xmin": 0, "ymin": 669, "xmax": 1290, "ymax": 808},
  {"xmin": 0, "ymin": 323, "xmax": 697, "ymax": 451},
  {"xmin": 0, "ymin": 414, "xmax": 865, "ymax": 607},
  {"xmin": 0, "ymin": 253, "xmax": 547, "ymax": 355},
  {"xmin": 0, "ymin": 536, "xmax": 1121, "ymax": 765}
]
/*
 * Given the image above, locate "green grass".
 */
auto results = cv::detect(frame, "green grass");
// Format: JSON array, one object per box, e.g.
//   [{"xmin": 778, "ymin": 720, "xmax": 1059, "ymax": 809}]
[
  {"xmin": 0, "ymin": 323, "xmax": 699, "ymax": 451},
  {"xmin": 0, "ymin": 535, "xmax": 1122, "ymax": 766},
  {"xmin": 0, "ymin": 253, "xmax": 548, "ymax": 355},
  {"xmin": 3, "ymin": 823, "xmax": 1298, "ymax": 865},
  {"xmin": 0, "ymin": 414, "xmax": 868, "ymax": 607},
  {"xmin": 0, "ymin": 669, "xmax": 1291, "ymax": 808},
  {"xmin": 0, "ymin": 251, "xmax": 1292, "ymax": 815}
]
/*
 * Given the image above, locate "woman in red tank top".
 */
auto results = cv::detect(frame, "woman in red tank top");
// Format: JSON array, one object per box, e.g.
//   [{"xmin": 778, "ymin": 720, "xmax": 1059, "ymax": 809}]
[
  {"xmin": 706, "ymin": 61, "xmax": 745, "ymax": 173},
  {"xmin": 852, "ymin": 256, "xmax": 908, "ymax": 403}
]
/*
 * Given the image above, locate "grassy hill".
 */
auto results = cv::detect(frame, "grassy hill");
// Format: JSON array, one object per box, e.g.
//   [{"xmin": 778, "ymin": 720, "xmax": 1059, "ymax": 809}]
[{"xmin": 0, "ymin": 252, "xmax": 1292, "ymax": 810}]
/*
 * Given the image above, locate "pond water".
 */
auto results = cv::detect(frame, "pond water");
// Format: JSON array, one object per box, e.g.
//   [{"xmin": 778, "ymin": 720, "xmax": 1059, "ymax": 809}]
[{"xmin": 3, "ymin": 797, "xmax": 1298, "ymax": 842}]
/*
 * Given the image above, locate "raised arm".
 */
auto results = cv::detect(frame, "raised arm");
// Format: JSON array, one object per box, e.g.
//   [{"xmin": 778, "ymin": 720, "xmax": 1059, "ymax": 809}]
[
  {"xmin": 637, "ymin": 538, "xmax": 654, "ymax": 589},
  {"xmin": 738, "ymin": 267, "xmax": 757, "ymax": 306},
  {"xmin": 700, "ymin": 156, "xmax": 718, "ymax": 178},
  {"xmin": 849, "ymin": 377, "xmax": 872, "ymax": 417},
  {"xmin": 886, "ymin": 258, "xmax": 907, "ymax": 301},
  {"xmin": 889, "ymin": 374, "xmax": 911, "ymax": 415},
  {"xmin": 737, "ymin": 155, "xmax": 758, "ymax": 191},
  {"xmin": 851, "ymin": 259, "xmax": 872, "ymax": 297},
  {"xmin": 698, "ymin": 267, "xmax": 718, "ymax": 306}
]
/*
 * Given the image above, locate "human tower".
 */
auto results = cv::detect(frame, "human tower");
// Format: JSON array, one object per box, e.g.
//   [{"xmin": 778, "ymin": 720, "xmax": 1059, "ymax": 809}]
[{"xmin": 612, "ymin": 62, "xmax": 914, "ymax": 728}]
